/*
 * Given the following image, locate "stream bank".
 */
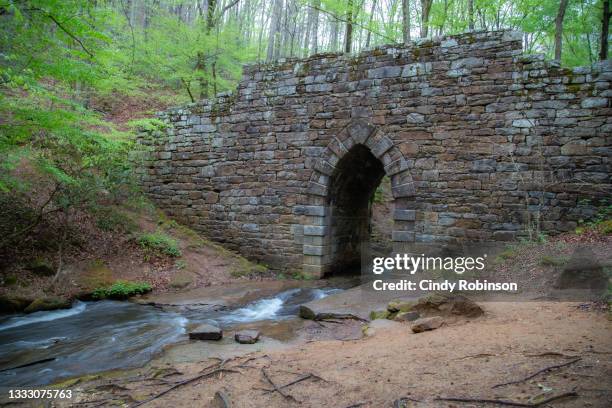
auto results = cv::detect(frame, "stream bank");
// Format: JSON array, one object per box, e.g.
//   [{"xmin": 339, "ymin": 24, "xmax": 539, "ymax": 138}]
[{"xmin": 0, "ymin": 278, "xmax": 358, "ymax": 389}]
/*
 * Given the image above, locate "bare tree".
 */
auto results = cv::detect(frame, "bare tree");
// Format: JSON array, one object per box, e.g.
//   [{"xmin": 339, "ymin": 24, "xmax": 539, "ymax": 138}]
[{"xmin": 554, "ymin": 0, "xmax": 569, "ymax": 61}]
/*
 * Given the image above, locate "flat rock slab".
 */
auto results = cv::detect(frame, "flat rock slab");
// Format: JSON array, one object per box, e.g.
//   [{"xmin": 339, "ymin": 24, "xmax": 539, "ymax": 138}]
[
  {"xmin": 299, "ymin": 284, "xmax": 418, "ymax": 321},
  {"xmin": 234, "ymin": 330, "xmax": 260, "ymax": 344},
  {"xmin": 394, "ymin": 311, "xmax": 420, "ymax": 322},
  {"xmin": 189, "ymin": 324, "xmax": 223, "ymax": 341},
  {"xmin": 411, "ymin": 316, "xmax": 443, "ymax": 333}
]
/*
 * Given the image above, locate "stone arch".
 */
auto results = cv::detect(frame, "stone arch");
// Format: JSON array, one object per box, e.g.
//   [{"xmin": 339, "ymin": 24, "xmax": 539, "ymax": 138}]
[{"xmin": 301, "ymin": 120, "xmax": 416, "ymax": 277}]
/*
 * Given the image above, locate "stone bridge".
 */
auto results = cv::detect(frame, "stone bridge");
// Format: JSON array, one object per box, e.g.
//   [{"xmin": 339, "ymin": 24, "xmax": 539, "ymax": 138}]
[{"xmin": 138, "ymin": 30, "xmax": 611, "ymax": 277}]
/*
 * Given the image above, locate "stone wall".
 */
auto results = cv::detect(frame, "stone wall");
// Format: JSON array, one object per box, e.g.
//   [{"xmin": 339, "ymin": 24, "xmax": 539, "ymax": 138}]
[{"xmin": 137, "ymin": 30, "xmax": 611, "ymax": 277}]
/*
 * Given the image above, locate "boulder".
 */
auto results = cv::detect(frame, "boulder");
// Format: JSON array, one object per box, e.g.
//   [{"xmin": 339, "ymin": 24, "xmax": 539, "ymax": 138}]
[
  {"xmin": 387, "ymin": 300, "xmax": 416, "ymax": 313},
  {"xmin": 189, "ymin": 324, "xmax": 223, "ymax": 341},
  {"xmin": 554, "ymin": 246, "xmax": 608, "ymax": 296},
  {"xmin": 414, "ymin": 293, "xmax": 483, "ymax": 317},
  {"xmin": 0, "ymin": 295, "xmax": 33, "ymax": 314},
  {"xmin": 411, "ymin": 316, "xmax": 443, "ymax": 333},
  {"xmin": 393, "ymin": 311, "xmax": 420, "ymax": 322},
  {"xmin": 234, "ymin": 330, "xmax": 260, "ymax": 344},
  {"xmin": 24, "ymin": 297, "xmax": 71, "ymax": 314},
  {"xmin": 369, "ymin": 309, "xmax": 390, "ymax": 320}
]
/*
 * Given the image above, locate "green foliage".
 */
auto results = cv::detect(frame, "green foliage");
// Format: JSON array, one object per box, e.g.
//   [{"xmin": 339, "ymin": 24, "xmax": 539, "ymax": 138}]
[
  {"xmin": 539, "ymin": 255, "xmax": 569, "ymax": 267},
  {"xmin": 92, "ymin": 280, "xmax": 152, "ymax": 300},
  {"xmin": 577, "ymin": 200, "xmax": 612, "ymax": 234},
  {"xmin": 128, "ymin": 118, "xmax": 169, "ymax": 133},
  {"xmin": 496, "ymin": 246, "xmax": 518, "ymax": 262},
  {"xmin": 3, "ymin": 275, "xmax": 18, "ymax": 286},
  {"xmin": 230, "ymin": 261, "xmax": 268, "ymax": 278},
  {"xmin": 94, "ymin": 207, "xmax": 136, "ymax": 233},
  {"xmin": 26, "ymin": 257, "xmax": 55, "ymax": 276},
  {"xmin": 137, "ymin": 231, "xmax": 182, "ymax": 257}
]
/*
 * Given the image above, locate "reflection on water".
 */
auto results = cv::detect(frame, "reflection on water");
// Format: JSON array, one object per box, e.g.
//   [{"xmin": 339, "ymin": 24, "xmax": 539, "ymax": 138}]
[{"xmin": 0, "ymin": 287, "xmax": 340, "ymax": 387}]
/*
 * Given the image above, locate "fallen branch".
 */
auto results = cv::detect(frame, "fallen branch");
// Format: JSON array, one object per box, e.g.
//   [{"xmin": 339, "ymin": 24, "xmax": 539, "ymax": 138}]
[
  {"xmin": 455, "ymin": 353, "xmax": 496, "ymax": 360},
  {"xmin": 315, "ymin": 313, "xmax": 368, "ymax": 323},
  {"xmin": 523, "ymin": 351, "xmax": 577, "ymax": 358},
  {"xmin": 492, "ymin": 357, "xmax": 581, "ymax": 388},
  {"xmin": 130, "ymin": 362, "xmax": 238, "ymax": 407},
  {"xmin": 393, "ymin": 397, "xmax": 422, "ymax": 407},
  {"xmin": 260, "ymin": 372, "xmax": 325, "ymax": 394},
  {"xmin": 344, "ymin": 403, "xmax": 366, "ymax": 408},
  {"xmin": 213, "ymin": 389, "xmax": 232, "ymax": 408},
  {"xmin": 435, "ymin": 391, "xmax": 578, "ymax": 407},
  {"xmin": 261, "ymin": 369, "xmax": 298, "ymax": 402}
]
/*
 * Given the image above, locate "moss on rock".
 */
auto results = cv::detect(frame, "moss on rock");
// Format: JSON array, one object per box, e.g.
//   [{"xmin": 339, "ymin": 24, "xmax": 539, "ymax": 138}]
[
  {"xmin": 24, "ymin": 297, "xmax": 72, "ymax": 314},
  {"xmin": 0, "ymin": 295, "xmax": 33, "ymax": 313}
]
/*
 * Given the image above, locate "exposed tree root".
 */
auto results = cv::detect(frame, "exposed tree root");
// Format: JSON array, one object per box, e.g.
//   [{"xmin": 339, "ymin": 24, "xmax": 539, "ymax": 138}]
[
  {"xmin": 435, "ymin": 391, "xmax": 578, "ymax": 407},
  {"xmin": 492, "ymin": 357, "xmax": 581, "ymax": 388}
]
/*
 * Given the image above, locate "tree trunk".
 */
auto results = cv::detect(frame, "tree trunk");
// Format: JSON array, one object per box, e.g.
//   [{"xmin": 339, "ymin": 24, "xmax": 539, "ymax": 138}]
[
  {"xmin": 468, "ymin": 0, "xmax": 474, "ymax": 31},
  {"xmin": 365, "ymin": 0, "xmax": 377, "ymax": 48},
  {"xmin": 420, "ymin": 0, "xmax": 432, "ymax": 38},
  {"xmin": 304, "ymin": 1, "xmax": 313, "ymax": 56},
  {"xmin": 266, "ymin": 0, "xmax": 282, "ymax": 61},
  {"xmin": 330, "ymin": 15, "xmax": 339, "ymax": 52},
  {"xmin": 554, "ymin": 0, "xmax": 569, "ymax": 61},
  {"xmin": 344, "ymin": 0, "xmax": 354, "ymax": 53},
  {"xmin": 402, "ymin": 0, "xmax": 410, "ymax": 44},
  {"xmin": 601, "ymin": 0, "xmax": 610, "ymax": 60},
  {"xmin": 206, "ymin": 0, "xmax": 217, "ymax": 32},
  {"xmin": 312, "ymin": 0, "xmax": 320, "ymax": 53}
]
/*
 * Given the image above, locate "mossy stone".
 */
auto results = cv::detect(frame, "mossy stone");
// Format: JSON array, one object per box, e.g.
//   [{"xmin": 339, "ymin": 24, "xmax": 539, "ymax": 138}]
[
  {"xmin": 369, "ymin": 309, "xmax": 390, "ymax": 320},
  {"xmin": 0, "ymin": 295, "xmax": 33, "ymax": 313},
  {"xmin": 387, "ymin": 300, "xmax": 416, "ymax": 313},
  {"xmin": 24, "ymin": 297, "xmax": 71, "ymax": 314}
]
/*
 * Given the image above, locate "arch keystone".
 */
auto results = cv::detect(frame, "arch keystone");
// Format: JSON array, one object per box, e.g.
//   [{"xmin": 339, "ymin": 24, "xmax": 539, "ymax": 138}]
[
  {"xmin": 369, "ymin": 135, "xmax": 394, "ymax": 158},
  {"xmin": 347, "ymin": 120, "xmax": 376, "ymax": 144}
]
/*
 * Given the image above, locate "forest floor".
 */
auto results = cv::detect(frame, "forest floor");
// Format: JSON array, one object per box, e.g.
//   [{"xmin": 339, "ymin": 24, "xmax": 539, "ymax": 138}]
[
  {"xmin": 41, "ymin": 229, "xmax": 609, "ymax": 408},
  {"xmin": 54, "ymin": 300, "xmax": 611, "ymax": 408}
]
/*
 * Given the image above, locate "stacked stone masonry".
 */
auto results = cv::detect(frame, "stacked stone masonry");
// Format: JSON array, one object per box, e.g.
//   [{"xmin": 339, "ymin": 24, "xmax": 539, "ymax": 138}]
[{"xmin": 137, "ymin": 30, "xmax": 611, "ymax": 277}]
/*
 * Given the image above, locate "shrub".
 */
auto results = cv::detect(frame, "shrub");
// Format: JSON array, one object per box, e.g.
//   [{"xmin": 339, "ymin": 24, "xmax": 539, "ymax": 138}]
[
  {"xmin": 92, "ymin": 281, "xmax": 152, "ymax": 300},
  {"xmin": 137, "ymin": 232, "xmax": 181, "ymax": 257},
  {"xmin": 598, "ymin": 220, "xmax": 612, "ymax": 235},
  {"xmin": 95, "ymin": 207, "xmax": 136, "ymax": 232}
]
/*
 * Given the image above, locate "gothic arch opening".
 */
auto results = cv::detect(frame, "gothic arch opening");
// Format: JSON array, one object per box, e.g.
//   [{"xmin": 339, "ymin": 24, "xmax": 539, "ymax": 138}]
[{"xmin": 327, "ymin": 144, "xmax": 387, "ymax": 275}]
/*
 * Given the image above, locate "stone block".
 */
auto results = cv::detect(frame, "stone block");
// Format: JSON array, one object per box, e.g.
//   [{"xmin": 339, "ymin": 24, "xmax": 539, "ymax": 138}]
[
  {"xmin": 392, "ymin": 231, "xmax": 415, "ymax": 242},
  {"xmin": 394, "ymin": 209, "xmax": 416, "ymax": 221},
  {"xmin": 293, "ymin": 205, "xmax": 326, "ymax": 216},
  {"xmin": 303, "ymin": 225, "xmax": 327, "ymax": 236},
  {"xmin": 303, "ymin": 245, "xmax": 326, "ymax": 256}
]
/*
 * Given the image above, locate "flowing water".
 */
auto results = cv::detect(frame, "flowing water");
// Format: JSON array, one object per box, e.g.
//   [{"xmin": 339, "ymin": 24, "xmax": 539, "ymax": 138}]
[{"xmin": 0, "ymin": 287, "xmax": 341, "ymax": 388}]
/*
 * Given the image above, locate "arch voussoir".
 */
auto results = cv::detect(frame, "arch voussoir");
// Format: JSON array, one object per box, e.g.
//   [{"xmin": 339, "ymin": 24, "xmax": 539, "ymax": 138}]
[{"xmin": 347, "ymin": 121, "xmax": 375, "ymax": 144}]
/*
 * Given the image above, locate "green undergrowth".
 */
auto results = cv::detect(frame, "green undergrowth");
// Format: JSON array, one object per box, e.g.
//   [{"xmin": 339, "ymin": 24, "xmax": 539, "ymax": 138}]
[
  {"xmin": 137, "ymin": 231, "xmax": 181, "ymax": 257},
  {"xmin": 92, "ymin": 281, "xmax": 152, "ymax": 300}
]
